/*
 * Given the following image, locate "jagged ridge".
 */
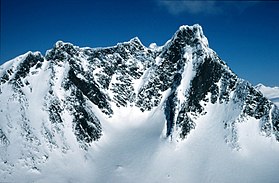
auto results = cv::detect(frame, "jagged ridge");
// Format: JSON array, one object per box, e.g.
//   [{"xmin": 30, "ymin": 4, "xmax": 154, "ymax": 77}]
[{"xmin": 0, "ymin": 25, "xmax": 279, "ymax": 179}]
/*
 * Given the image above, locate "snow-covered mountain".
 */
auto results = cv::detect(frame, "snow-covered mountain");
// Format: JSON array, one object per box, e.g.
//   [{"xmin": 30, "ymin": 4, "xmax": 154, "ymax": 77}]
[
  {"xmin": 1, "ymin": 24, "xmax": 279, "ymax": 183},
  {"xmin": 255, "ymin": 84, "xmax": 279, "ymax": 107}
]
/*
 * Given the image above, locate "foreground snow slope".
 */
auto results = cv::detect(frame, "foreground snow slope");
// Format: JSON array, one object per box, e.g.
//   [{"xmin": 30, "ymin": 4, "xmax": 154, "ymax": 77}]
[
  {"xmin": 90, "ymin": 103, "xmax": 279, "ymax": 183},
  {"xmin": 0, "ymin": 24, "xmax": 279, "ymax": 183}
]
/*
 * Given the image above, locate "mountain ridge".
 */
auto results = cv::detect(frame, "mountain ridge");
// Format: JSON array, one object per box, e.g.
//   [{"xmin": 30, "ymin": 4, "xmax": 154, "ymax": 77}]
[{"xmin": 0, "ymin": 24, "xmax": 279, "ymax": 183}]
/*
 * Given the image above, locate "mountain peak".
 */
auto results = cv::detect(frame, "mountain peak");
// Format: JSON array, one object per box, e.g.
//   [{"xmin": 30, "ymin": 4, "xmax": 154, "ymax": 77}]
[
  {"xmin": 1, "ymin": 24, "xmax": 279, "ymax": 182},
  {"xmin": 129, "ymin": 37, "xmax": 142, "ymax": 45},
  {"xmin": 118, "ymin": 36, "xmax": 145, "ymax": 50},
  {"xmin": 178, "ymin": 24, "xmax": 202, "ymax": 32},
  {"xmin": 45, "ymin": 40, "xmax": 79, "ymax": 60},
  {"xmin": 172, "ymin": 24, "xmax": 208, "ymax": 48},
  {"xmin": 54, "ymin": 40, "xmax": 74, "ymax": 48}
]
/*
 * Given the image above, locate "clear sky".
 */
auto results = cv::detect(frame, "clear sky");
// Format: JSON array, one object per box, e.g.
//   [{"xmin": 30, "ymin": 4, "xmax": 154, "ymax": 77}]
[{"xmin": 1, "ymin": 0, "xmax": 279, "ymax": 86}]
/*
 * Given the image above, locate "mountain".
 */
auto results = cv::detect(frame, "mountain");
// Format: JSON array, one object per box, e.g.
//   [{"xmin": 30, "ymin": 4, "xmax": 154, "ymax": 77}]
[
  {"xmin": 1, "ymin": 24, "xmax": 279, "ymax": 183},
  {"xmin": 255, "ymin": 84, "xmax": 279, "ymax": 107}
]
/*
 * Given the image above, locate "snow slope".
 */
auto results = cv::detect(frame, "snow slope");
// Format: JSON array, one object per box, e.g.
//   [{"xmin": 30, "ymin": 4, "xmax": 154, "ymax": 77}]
[
  {"xmin": 1, "ymin": 24, "xmax": 279, "ymax": 183},
  {"xmin": 3, "ymin": 102, "xmax": 279, "ymax": 183},
  {"xmin": 256, "ymin": 83, "xmax": 279, "ymax": 107},
  {"xmin": 90, "ymin": 102, "xmax": 279, "ymax": 183}
]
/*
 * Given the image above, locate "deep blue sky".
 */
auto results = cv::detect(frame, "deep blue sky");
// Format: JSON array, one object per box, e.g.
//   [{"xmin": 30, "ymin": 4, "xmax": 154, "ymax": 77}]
[{"xmin": 1, "ymin": 0, "xmax": 279, "ymax": 86}]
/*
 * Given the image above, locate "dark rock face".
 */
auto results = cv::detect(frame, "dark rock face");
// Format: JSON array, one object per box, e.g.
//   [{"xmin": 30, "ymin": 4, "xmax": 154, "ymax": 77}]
[
  {"xmin": 67, "ymin": 88, "xmax": 102, "ymax": 145},
  {"xmin": 13, "ymin": 53, "xmax": 44, "ymax": 80},
  {"xmin": 1, "ymin": 24, "xmax": 279, "ymax": 150},
  {"xmin": 0, "ymin": 52, "xmax": 44, "ymax": 88},
  {"xmin": 187, "ymin": 57, "xmax": 223, "ymax": 114},
  {"xmin": 271, "ymin": 107, "xmax": 279, "ymax": 140},
  {"xmin": 176, "ymin": 104, "xmax": 196, "ymax": 139},
  {"xmin": 67, "ymin": 68, "xmax": 112, "ymax": 115},
  {"xmin": 0, "ymin": 129, "xmax": 9, "ymax": 146}
]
